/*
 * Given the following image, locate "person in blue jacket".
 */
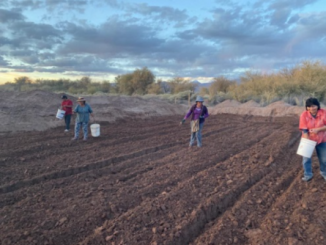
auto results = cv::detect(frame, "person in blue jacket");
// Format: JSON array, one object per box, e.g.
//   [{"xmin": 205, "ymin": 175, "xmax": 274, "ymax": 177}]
[{"xmin": 72, "ymin": 97, "xmax": 95, "ymax": 141}]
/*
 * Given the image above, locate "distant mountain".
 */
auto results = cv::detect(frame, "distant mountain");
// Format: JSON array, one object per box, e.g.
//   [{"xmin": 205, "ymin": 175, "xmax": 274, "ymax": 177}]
[{"xmin": 191, "ymin": 80, "xmax": 213, "ymax": 92}]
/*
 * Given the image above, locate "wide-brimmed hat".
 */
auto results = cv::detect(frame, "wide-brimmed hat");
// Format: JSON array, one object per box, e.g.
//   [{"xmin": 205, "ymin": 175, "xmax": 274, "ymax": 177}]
[
  {"xmin": 196, "ymin": 96, "xmax": 204, "ymax": 102},
  {"xmin": 77, "ymin": 97, "xmax": 86, "ymax": 102}
]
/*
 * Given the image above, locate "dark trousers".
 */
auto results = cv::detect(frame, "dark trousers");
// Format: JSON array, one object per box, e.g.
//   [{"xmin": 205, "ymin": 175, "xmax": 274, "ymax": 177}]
[{"xmin": 64, "ymin": 115, "xmax": 72, "ymax": 130}]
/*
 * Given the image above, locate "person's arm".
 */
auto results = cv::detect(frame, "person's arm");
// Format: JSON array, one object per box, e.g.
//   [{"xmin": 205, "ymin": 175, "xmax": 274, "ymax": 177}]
[
  {"xmin": 73, "ymin": 105, "xmax": 78, "ymax": 114},
  {"xmin": 88, "ymin": 105, "xmax": 95, "ymax": 121},
  {"xmin": 184, "ymin": 108, "xmax": 193, "ymax": 120},
  {"xmin": 62, "ymin": 101, "xmax": 72, "ymax": 109},
  {"xmin": 302, "ymin": 129, "xmax": 309, "ymax": 139},
  {"xmin": 299, "ymin": 112, "xmax": 309, "ymax": 139},
  {"xmin": 309, "ymin": 126, "xmax": 326, "ymax": 134},
  {"xmin": 64, "ymin": 102, "xmax": 72, "ymax": 108},
  {"xmin": 200, "ymin": 107, "xmax": 209, "ymax": 119},
  {"xmin": 180, "ymin": 108, "xmax": 193, "ymax": 125}
]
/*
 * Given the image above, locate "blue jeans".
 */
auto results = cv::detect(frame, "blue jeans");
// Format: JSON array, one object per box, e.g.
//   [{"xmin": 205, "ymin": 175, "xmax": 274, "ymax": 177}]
[
  {"xmin": 64, "ymin": 115, "xmax": 71, "ymax": 130},
  {"xmin": 190, "ymin": 122, "xmax": 204, "ymax": 147},
  {"xmin": 75, "ymin": 122, "xmax": 88, "ymax": 140},
  {"xmin": 302, "ymin": 142, "xmax": 326, "ymax": 178}
]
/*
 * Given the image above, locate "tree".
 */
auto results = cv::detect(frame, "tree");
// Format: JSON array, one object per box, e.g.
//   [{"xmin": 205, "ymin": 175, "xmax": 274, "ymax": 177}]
[
  {"xmin": 15, "ymin": 76, "xmax": 32, "ymax": 92},
  {"xmin": 147, "ymin": 81, "xmax": 163, "ymax": 94},
  {"xmin": 115, "ymin": 74, "xmax": 134, "ymax": 95},
  {"xmin": 168, "ymin": 77, "xmax": 196, "ymax": 94},
  {"xmin": 101, "ymin": 81, "xmax": 111, "ymax": 93},
  {"xmin": 131, "ymin": 67, "xmax": 155, "ymax": 95},
  {"xmin": 208, "ymin": 76, "xmax": 235, "ymax": 98},
  {"xmin": 199, "ymin": 87, "xmax": 209, "ymax": 96},
  {"xmin": 115, "ymin": 67, "xmax": 155, "ymax": 95}
]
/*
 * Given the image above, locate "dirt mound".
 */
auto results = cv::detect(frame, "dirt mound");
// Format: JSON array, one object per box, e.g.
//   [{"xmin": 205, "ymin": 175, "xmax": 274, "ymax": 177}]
[
  {"xmin": 265, "ymin": 100, "xmax": 291, "ymax": 108},
  {"xmin": 215, "ymin": 99, "xmax": 241, "ymax": 108},
  {"xmin": 1, "ymin": 115, "xmax": 324, "ymax": 245},
  {"xmin": 209, "ymin": 100, "xmax": 304, "ymax": 117},
  {"xmin": 239, "ymin": 100, "xmax": 261, "ymax": 108},
  {"xmin": 0, "ymin": 90, "xmax": 187, "ymax": 133},
  {"xmin": 0, "ymin": 90, "xmax": 73, "ymax": 132}
]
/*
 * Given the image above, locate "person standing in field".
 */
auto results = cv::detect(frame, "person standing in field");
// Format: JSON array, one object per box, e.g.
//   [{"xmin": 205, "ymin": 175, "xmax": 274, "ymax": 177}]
[
  {"xmin": 299, "ymin": 97, "xmax": 326, "ymax": 182},
  {"xmin": 72, "ymin": 97, "xmax": 94, "ymax": 141},
  {"xmin": 61, "ymin": 95, "xmax": 73, "ymax": 132},
  {"xmin": 180, "ymin": 96, "xmax": 209, "ymax": 148}
]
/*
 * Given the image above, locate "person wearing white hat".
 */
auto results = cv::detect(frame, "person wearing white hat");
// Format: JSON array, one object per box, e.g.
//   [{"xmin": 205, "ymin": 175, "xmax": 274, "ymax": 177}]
[
  {"xmin": 72, "ymin": 97, "xmax": 94, "ymax": 141},
  {"xmin": 180, "ymin": 96, "xmax": 209, "ymax": 148}
]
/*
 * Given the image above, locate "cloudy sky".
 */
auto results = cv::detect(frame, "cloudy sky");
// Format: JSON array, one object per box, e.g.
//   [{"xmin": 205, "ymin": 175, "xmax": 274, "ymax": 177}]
[{"xmin": 0, "ymin": 0, "xmax": 326, "ymax": 83}]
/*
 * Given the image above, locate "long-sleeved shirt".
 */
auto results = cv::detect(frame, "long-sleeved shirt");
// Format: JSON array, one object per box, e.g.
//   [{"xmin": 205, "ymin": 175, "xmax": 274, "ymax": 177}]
[
  {"xmin": 184, "ymin": 105, "xmax": 209, "ymax": 123},
  {"xmin": 74, "ymin": 103, "xmax": 93, "ymax": 123}
]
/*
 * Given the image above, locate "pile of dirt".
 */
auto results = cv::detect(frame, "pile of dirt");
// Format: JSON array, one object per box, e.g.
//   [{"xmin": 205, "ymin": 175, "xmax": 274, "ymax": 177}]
[
  {"xmin": 210, "ymin": 100, "xmax": 304, "ymax": 117},
  {"xmin": 239, "ymin": 100, "xmax": 261, "ymax": 108},
  {"xmin": 0, "ymin": 90, "xmax": 187, "ymax": 133},
  {"xmin": 214, "ymin": 99, "xmax": 241, "ymax": 108},
  {"xmin": 265, "ymin": 101, "xmax": 291, "ymax": 108}
]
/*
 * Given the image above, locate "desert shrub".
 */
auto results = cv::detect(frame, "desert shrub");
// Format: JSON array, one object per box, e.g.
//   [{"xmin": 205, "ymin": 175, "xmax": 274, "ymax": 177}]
[
  {"xmin": 208, "ymin": 76, "xmax": 235, "ymax": 100},
  {"xmin": 199, "ymin": 87, "xmax": 209, "ymax": 96},
  {"xmin": 115, "ymin": 67, "xmax": 155, "ymax": 95},
  {"xmin": 226, "ymin": 61, "xmax": 326, "ymax": 104},
  {"xmin": 147, "ymin": 81, "xmax": 163, "ymax": 94},
  {"xmin": 168, "ymin": 77, "xmax": 197, "ymax": 94}
]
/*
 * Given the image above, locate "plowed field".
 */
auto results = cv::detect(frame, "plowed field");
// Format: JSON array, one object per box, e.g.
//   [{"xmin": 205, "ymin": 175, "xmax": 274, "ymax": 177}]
[{"xmin": 1, "ymin": 114, "xmax": 326, "ymax": 245}]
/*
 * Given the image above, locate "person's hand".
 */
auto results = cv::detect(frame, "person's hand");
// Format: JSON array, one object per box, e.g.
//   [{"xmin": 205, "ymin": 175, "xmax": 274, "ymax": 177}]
[
  {"xmin": 180, "ymin": 119, "xmax": 186, "ymax": 125},
  {"xmin": 302, "ymin": 133, "xmax": 309, "ymax": 139},
  {"xmin": 309, "ymin": 128, "xmax": 319, "ymax": 134}
]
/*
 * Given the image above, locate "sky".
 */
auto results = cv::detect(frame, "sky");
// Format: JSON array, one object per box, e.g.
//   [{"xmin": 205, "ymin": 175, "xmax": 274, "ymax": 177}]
[{"xmin": 0, "ymin": 0, "xmax": 326, "ymax": 84}]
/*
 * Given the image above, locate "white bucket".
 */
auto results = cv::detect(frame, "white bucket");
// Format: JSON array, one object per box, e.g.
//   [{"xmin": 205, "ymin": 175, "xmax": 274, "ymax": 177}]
[
  {"xmin": 90, "ymin": 124, "xmax": 100, "ymax": 137},
  {"xmin": 56, "ymin": 109, "xmax": 65, "ymax": 119},
  {"xmin": 297, "ymin": 138, "xmax": 317, "ymax": 158}
]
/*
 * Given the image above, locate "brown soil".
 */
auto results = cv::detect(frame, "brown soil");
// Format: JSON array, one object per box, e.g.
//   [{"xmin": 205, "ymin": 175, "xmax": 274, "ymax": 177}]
[{"xmin": 1, "ymin": 114, "xmax": 325, "ymax": 245}]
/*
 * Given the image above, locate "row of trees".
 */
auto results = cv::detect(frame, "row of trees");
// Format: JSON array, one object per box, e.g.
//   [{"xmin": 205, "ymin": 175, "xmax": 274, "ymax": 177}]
[
  {"xmin": 1, "ymin": 67, "xmax": 198, "ymax": 96},
  {"xmin": 1, "ymin": 61, "xmax": 326, "ymax": 105}
]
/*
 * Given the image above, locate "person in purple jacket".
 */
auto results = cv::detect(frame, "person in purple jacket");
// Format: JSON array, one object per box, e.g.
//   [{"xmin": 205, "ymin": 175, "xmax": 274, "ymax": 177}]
[{"xmin": 180, "ymin": 96, "xmax": 209, "ymax": 148}]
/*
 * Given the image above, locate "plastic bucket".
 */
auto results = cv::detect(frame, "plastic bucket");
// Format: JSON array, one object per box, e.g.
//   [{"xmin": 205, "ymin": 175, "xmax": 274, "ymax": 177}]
[
  {"xmin": 90, "ymin": 124, "xmax": 100, "ymax": 137},
  {"xmin": 56, "ymin": 109, "xmax": 65, "ymax": 119},
  {"xmin": 297, "ymin": 138, "xmax": 317, "ymax": 158}
]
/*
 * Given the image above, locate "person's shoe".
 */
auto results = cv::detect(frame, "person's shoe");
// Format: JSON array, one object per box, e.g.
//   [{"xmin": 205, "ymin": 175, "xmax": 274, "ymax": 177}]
[
  {"xmin": 302, "ymin": 176, "xmax": 313, "ymax": 182},
  {"xmin": 71, "ymin": 137, "xmax": 78, "ymax": 141},
  {"xmin": 83, "ymin": 138, "xmax": 87, "ymax": 141},
  {"xmin": 64, "ymin": 129, "xmax": 69, "ymax": 132}
]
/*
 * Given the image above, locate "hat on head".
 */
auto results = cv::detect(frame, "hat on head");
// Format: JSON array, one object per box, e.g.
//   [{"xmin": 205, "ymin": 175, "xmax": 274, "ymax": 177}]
[
  {"xmin": 196, "ymin": 96, "xmax": 204, "ymax": 102},
  {"xmin": 61, "ymin": 94, "xmax": 67, "ymax": 99},
  {"xmin": 77, "ymin": 97, "xmax": 86, "ymax": 102}
]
